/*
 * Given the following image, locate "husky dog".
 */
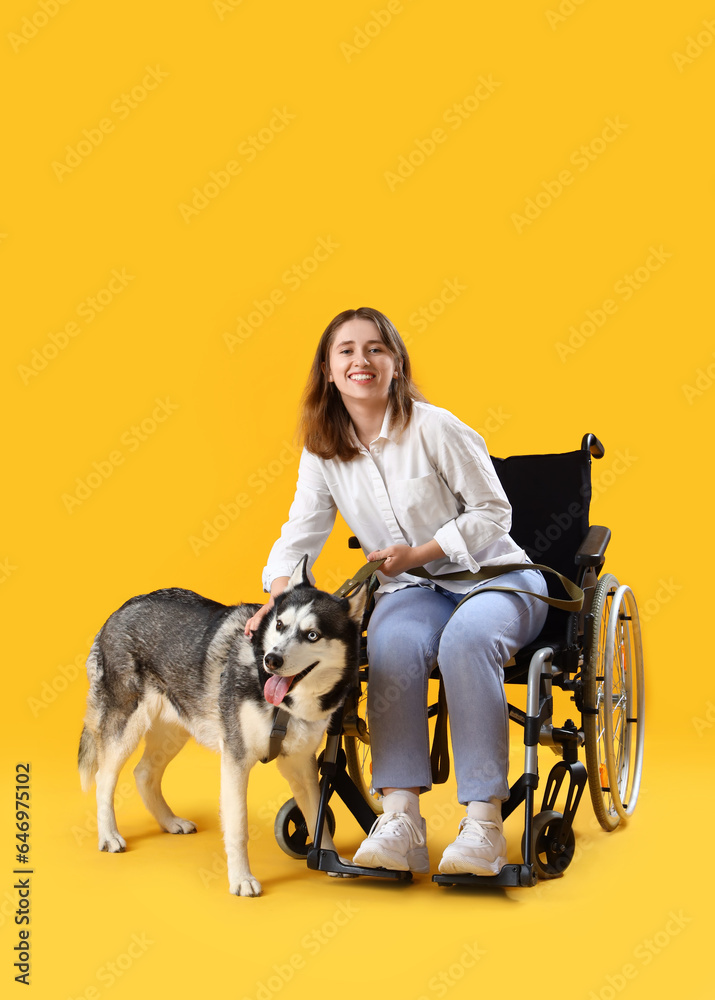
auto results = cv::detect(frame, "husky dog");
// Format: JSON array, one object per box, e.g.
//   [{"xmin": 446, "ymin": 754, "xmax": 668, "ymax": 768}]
[{"xmin": 78, "ymin": 556, "xmax": 367, "ymax": 896}]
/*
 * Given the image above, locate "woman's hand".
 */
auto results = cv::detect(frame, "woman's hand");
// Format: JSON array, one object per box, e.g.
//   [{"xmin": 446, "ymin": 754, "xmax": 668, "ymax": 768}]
[
  {"xmin": 367, "ymin": 545, "xmax": 420, "ymax": 578},
  {"xmin": 244, "ymin": 598, "xmax": 274, "ymax": 639},
  {"xmin": 244, "ymin": 575, "xmax": 290, "ymax": 639},
  {"xmin": 367, "ymin": 539, "xmax": 446, "ymax": 578}
]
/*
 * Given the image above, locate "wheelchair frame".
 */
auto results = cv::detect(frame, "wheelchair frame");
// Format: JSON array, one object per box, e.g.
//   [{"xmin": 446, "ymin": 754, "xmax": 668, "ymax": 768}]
[{"xmin": 274, "ymin": 433, "xmax": 645, "ymax": 887}]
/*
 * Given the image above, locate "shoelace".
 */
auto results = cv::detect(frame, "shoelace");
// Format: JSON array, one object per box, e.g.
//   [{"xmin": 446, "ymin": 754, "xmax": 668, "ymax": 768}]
[
  {"xmin": 456, "ymin": 816, "xmax": 500, "ymax": 846},
  {"xmin": 367, "ymin": 810, "xmax": 426, "ymax": 846}
]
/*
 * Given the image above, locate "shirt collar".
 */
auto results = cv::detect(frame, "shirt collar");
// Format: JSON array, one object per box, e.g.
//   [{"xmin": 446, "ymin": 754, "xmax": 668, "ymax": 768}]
[{"xmin": 350, "ymin": 400, "xmax": 394, "ymax": 453}]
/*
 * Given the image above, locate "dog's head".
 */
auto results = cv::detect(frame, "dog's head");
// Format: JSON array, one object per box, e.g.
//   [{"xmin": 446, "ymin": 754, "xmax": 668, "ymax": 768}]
[{"xmin": 254, "ymin": 556, "xmax": 368, "ymax": 720}]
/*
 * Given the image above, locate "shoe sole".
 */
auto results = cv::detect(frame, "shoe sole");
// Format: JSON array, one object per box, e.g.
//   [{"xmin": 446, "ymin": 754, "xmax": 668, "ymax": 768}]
[
  {"xmin": 437, "ymin": 852, "xmax": 507, "ymax": 877},
  {"xmin": 352, "ymin": 845, "xmax": 430, "ymax": 874}
]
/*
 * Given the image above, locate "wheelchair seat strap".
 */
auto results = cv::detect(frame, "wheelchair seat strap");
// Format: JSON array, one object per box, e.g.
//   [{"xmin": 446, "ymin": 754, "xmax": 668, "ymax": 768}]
[
  {"xmin": 429, "ymin": 681, "xmax": 451, "ymax": 784},
  {"xmin": 409, "ymin": 562, "xmax": 584, "ymax": 614}
]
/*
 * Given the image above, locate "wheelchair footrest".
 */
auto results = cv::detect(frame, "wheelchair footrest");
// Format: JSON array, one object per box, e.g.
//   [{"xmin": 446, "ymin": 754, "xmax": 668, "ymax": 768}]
[
  {"xmin": 306, "ymin": 848, "xmax": 412, "ymax": 881},
  {"xmin": 432, "ymin": 864, "xmax": 537, "ymax": 888}
]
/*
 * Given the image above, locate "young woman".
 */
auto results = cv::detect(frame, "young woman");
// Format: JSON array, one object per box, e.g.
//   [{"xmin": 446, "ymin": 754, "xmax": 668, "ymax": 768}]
[{"xmin": 245, "ymin": 306, "xmax": 548, "ymax": 875}]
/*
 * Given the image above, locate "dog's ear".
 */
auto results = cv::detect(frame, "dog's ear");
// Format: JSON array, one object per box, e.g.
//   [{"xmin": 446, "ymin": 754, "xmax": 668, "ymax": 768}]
[
  {"xmin": 284, "ymin": 554, "xmax": 311, "ymax": 593},
  {"xmin": 346, "ymin": 580, "xmax": 369, "ymax": 626}
]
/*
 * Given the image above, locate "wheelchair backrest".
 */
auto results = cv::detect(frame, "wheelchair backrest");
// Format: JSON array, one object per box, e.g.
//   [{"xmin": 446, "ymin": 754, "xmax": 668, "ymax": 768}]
[{"xmin": 490, "ymin": 448, "xmax": 592, "ymax": 635}]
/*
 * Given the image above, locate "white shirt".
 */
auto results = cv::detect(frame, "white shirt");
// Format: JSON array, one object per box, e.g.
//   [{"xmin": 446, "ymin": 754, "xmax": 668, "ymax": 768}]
[{"xmin": 262, "ymin": 400, "xmax": 531, "ymax": 596}]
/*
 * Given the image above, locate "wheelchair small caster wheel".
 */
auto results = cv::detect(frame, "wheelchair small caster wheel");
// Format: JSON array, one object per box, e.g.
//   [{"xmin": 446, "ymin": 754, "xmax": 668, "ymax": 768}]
[
  {"xmin": 274, "ymin": 798, "xmax": 336, "ymax": 859},
  {"xmin": 523, "ymin": 810, "xmax": 575, "ymax": 880}
]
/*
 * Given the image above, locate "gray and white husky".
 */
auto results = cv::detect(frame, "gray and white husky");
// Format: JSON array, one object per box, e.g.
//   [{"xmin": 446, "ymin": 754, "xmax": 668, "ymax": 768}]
[{"xmin": 78, "ymin": 556, "xmax": 367, "ymax": 896}]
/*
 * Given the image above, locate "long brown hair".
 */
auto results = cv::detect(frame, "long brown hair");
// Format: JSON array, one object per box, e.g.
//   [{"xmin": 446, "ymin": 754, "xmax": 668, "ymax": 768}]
[{"xmin": 299, "ymin": 307, "xmax": 425, "ymax": 461}]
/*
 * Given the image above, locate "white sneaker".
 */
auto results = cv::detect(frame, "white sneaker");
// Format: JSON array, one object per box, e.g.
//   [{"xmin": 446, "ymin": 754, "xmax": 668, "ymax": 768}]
[
  {"xmin": 438, "ymin": 801, "xmax": 507, "ymax": 876},
  {"xmin": 352, "ymin": 809, "xmax": 429, "ymax": 873}
]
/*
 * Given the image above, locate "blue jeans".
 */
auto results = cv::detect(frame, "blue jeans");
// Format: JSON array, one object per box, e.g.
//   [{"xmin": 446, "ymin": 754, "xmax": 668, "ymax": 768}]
[{"xmin": 366, "ymin": 568, "xmax": 549, "ymax": 804}]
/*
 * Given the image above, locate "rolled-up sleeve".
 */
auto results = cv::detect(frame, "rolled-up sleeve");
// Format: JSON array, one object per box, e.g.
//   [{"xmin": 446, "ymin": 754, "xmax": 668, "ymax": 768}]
[
  {"xmin": 428, "ymin": 415, "xmax": 512, "ymax": 572},
  {"xmin": 262, "ymin": 448, "xmax": 338, "ymax": 592}
]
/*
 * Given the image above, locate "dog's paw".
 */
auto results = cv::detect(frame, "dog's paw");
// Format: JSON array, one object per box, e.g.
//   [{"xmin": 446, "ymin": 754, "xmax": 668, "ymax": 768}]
[
  {"xmin": 99, "ymin": 833, "xmax": 126, "ymax": 853},
  {"xmin": 230, "ymin": 876, "xmax": 262, "ymax": 897},
  {"xmin": 164, "ymin": 818, "xmax": 197, "ymax": 835}
]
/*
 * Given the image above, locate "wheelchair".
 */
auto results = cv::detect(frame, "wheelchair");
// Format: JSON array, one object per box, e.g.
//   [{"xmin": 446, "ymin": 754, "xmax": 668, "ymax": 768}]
[{"xmin": 274, "ymin": 433, "xmax": 645, "ymax": 887}]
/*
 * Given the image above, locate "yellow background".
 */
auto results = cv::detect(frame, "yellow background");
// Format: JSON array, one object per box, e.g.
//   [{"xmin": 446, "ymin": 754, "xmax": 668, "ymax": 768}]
[{"xmin": 2, "ymin": 1, "xmax": 713, "ymax": 997}]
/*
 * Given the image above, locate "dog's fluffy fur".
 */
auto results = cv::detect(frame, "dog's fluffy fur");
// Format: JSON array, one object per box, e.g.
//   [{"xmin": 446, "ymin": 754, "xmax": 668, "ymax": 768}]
[{"xmin": 78, "ymin": 556, "xmax": 366, "ymax": 896}]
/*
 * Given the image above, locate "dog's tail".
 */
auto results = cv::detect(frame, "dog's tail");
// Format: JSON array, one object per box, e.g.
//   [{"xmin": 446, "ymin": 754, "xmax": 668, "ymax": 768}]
[
  {"xmin": 78, "ymin": 725, "xmax": 98, "ymax": 792},
  {"xmin": 78, "ymin": 637, "xmax": 102, "ymax": 792}
]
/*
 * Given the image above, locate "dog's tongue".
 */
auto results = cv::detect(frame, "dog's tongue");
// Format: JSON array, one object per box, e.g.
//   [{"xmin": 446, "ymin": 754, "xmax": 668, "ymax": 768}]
[{"xmin": 264, "ymin": 674, "xmax": 294, "ymax": 706}]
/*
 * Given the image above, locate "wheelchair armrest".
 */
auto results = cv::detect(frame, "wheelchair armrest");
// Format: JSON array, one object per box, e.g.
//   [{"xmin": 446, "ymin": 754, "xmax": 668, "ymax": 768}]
[{"xmin": 575, "ymin": 525, "xmax": 611, "ymax": 566}]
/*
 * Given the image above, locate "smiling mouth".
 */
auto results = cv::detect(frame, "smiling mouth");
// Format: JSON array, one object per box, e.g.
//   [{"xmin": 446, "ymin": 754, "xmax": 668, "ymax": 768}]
[
  {"xmin": 263, "ymin": 661, "xmax": 319, "ymax": 706},
  {"xmin": 349, "ymin": 373, "xmax": 375, "ymax": 382}
]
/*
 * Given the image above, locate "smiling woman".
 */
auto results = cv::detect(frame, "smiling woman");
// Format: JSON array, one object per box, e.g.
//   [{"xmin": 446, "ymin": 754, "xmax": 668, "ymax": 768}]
[
  {"xmin": 244, "ymin": 305, "xmax": 549, "ymax": 879},
  {"xmin": 297, "ymin": 307, "xmax": 425, "ymax": 462}
]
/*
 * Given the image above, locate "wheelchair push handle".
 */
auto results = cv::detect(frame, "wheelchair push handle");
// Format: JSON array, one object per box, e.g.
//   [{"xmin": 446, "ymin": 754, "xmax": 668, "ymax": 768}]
[{"xmin": 581, "ymin": 433, "xmax": 605, "ymax": 459}]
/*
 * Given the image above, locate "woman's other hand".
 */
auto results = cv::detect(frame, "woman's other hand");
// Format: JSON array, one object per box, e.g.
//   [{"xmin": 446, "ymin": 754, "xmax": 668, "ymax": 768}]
[
  {"xmin": 244, "ymin": 575, "xmax": 290, "ymax": 639},
  {"xmin": 244, "ymin": 599, "xmax": 274, "ymax": 639}
]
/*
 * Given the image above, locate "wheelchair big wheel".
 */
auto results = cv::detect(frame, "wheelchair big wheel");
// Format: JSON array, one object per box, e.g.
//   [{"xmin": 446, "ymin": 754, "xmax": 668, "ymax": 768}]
[
  {"xmin": 344, "ymin": 733, "xmax": 383, "ymax": 816},
  {"xmin": 343, "ymin": 676, "xmax": 383, "ymax": 815},
  {"xmin": 584, "ymin": 574, "xmax": 645, "ymax": 831},
  {"xmin": 274, "ymin": 798, "xmax": 336, "ymax": 859}
]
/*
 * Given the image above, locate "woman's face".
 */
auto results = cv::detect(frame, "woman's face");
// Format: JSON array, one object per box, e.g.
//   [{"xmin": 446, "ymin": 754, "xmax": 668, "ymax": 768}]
[{"xmin": 324, "ymin": 318, "xmax": 398, "ymax": 407}]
